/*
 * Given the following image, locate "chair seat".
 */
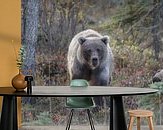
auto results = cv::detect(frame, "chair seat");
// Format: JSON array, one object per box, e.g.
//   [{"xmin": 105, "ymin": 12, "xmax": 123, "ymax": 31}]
[
  {"xmin": 66, "ymin": 97, "xmax": 95, "ymax": 108},
  {"xmin": 128, "ymin": 109, "xmax": 153, "ymax": 117}
]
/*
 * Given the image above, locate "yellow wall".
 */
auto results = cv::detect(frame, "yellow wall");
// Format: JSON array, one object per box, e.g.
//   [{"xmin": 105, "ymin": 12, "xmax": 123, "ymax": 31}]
[{"xmin": 0, "ymin": 0, "xmax": 21, "ymax": 127}]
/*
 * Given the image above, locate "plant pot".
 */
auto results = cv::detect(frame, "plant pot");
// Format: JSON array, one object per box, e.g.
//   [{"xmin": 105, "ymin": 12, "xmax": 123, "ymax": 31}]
[{"xmin": 11, "ymin": 71, "xmax": 27, "ymax": 91}]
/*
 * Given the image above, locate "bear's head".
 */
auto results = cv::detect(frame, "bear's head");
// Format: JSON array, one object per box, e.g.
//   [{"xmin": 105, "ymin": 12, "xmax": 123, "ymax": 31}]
[{"xmin": 77, "ymin": 36, "xmax": 109, "ymax": 70}]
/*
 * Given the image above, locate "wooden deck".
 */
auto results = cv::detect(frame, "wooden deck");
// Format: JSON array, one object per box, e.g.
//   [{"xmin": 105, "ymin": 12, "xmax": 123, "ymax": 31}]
[{"xmin": 20, "ymin": 125, "xmax": 163, "ymax": 130}]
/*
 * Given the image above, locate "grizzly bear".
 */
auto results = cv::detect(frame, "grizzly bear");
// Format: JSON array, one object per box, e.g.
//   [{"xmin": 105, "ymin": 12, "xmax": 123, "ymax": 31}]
[
  {"xmin": 67, "ymin": 29, "xmax": 114, "ymax": 86},
  {"xmin": 153, "ymin": 69, "xmax": 163, "ymax": 82}
]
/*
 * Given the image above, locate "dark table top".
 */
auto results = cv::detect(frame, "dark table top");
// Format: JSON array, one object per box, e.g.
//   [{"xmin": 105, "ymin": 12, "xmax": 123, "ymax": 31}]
[{"xmin": 0, "ymin": 86, "xmax": 158, "ymax": 97}]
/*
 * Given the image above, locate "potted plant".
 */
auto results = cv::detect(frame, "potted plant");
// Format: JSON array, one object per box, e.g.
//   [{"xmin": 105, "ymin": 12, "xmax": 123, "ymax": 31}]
[
  {"xmin": 11, "ymin": 46, "xmax": 27, "ymax": 91},
  {"xmin": 16, "ymin": 46, "xmax": 26, "ymax": 72}
]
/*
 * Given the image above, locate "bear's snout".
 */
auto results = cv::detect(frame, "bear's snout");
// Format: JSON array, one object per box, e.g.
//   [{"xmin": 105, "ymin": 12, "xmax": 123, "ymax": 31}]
[{"xmin": 92, "ymin": 57, "xmax": 98, "ymax": 66}]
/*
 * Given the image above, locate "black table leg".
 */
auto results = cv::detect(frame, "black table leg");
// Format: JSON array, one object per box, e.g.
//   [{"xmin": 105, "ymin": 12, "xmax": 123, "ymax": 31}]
[
  {"xmin": 0, "ymin": 96, "xmax": 18, "ymax": 130},
  {"xmin": 110, "ymin": 96, "xmax": 127, "ymax": 130}
]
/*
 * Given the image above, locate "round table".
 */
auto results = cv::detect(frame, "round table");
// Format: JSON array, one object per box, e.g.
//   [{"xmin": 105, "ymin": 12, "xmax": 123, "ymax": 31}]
[{"xmin": 0, "ymin": 86, "xmax": 158, "ymax": 130}]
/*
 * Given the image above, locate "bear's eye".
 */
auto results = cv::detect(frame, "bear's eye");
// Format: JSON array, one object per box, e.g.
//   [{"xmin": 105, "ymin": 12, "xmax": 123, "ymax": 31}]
[
  {"xmin": 97, "ymin": 48, "xmax": 101, "ymax": 52},
  {"xmin": 83, "ymin": 49, "xmax": 91, "ymax": 55},
  {"xmin": 87, "ymin": 49, "xmax": 91, "ymax": 53}
]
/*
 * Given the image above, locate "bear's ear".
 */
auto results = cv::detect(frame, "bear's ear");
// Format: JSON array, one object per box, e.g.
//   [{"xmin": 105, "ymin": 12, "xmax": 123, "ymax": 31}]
[
  {"xmin": 101, "ymin": 36, "xmax": 110, "ymax": 45},
  {"xmin": 78, "ymin": 37, "xmax": 86, "ymax": 45}
]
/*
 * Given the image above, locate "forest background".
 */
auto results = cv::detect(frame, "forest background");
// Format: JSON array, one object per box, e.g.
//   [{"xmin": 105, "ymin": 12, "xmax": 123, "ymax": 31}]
[{"xmin": 21, "ymin": 0, "xmax": 163, "ymax": 126}]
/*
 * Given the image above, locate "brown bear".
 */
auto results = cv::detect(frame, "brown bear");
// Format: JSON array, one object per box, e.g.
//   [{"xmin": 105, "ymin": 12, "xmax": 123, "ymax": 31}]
[
  {"xmin": 153, "ymin": 69, "xmax": 163, "ymax": 82},
  {"xmin": 67, "ymin": 29, "xmax": 114, "ymax": 86}
]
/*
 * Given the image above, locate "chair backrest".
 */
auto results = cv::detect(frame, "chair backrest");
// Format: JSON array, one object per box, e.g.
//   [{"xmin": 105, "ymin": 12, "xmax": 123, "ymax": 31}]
[
  {"xmin": 66, "ymin": 79, "xmax": 94, "ymax": 108},
  {"xmin": 70, "ymin": 79, "xmax": 89, "ymax": 87}
]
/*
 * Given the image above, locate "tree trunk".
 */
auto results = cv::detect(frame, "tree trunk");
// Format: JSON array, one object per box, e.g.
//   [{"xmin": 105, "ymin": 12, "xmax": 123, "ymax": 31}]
[
  {"xmin": 22, "ymin": 0, "xmax": 40, "ymax": 78},
  {"xmin": 151, "ymin": 0, "xmax": 161, "ymax": 60}
]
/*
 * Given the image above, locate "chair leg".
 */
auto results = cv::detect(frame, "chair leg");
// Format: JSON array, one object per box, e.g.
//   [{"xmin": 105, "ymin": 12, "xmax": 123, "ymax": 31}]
[
  {"xmin": 147, "ymin": 116, "xmax": 154, "ymax": 130},
  {"xmin": 137, "ymin": 117, "xmax": 141, "ymax": 130},
  {"xmin": 87, "ymin": 109, "xmax": 95, "ymax": 130},
  {"xmin": 128, "ymin": 116, "xmax": 135, "ymax": 130},
  {"xmin": 66, "ymin": 109, "xmax": 74, "ymax": 130}
]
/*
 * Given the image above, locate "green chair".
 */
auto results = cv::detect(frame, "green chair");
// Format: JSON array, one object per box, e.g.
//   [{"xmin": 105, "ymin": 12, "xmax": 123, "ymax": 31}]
[{"xmin": 65, "ymin": 79, "xmax": 95, "ymax": 130}]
